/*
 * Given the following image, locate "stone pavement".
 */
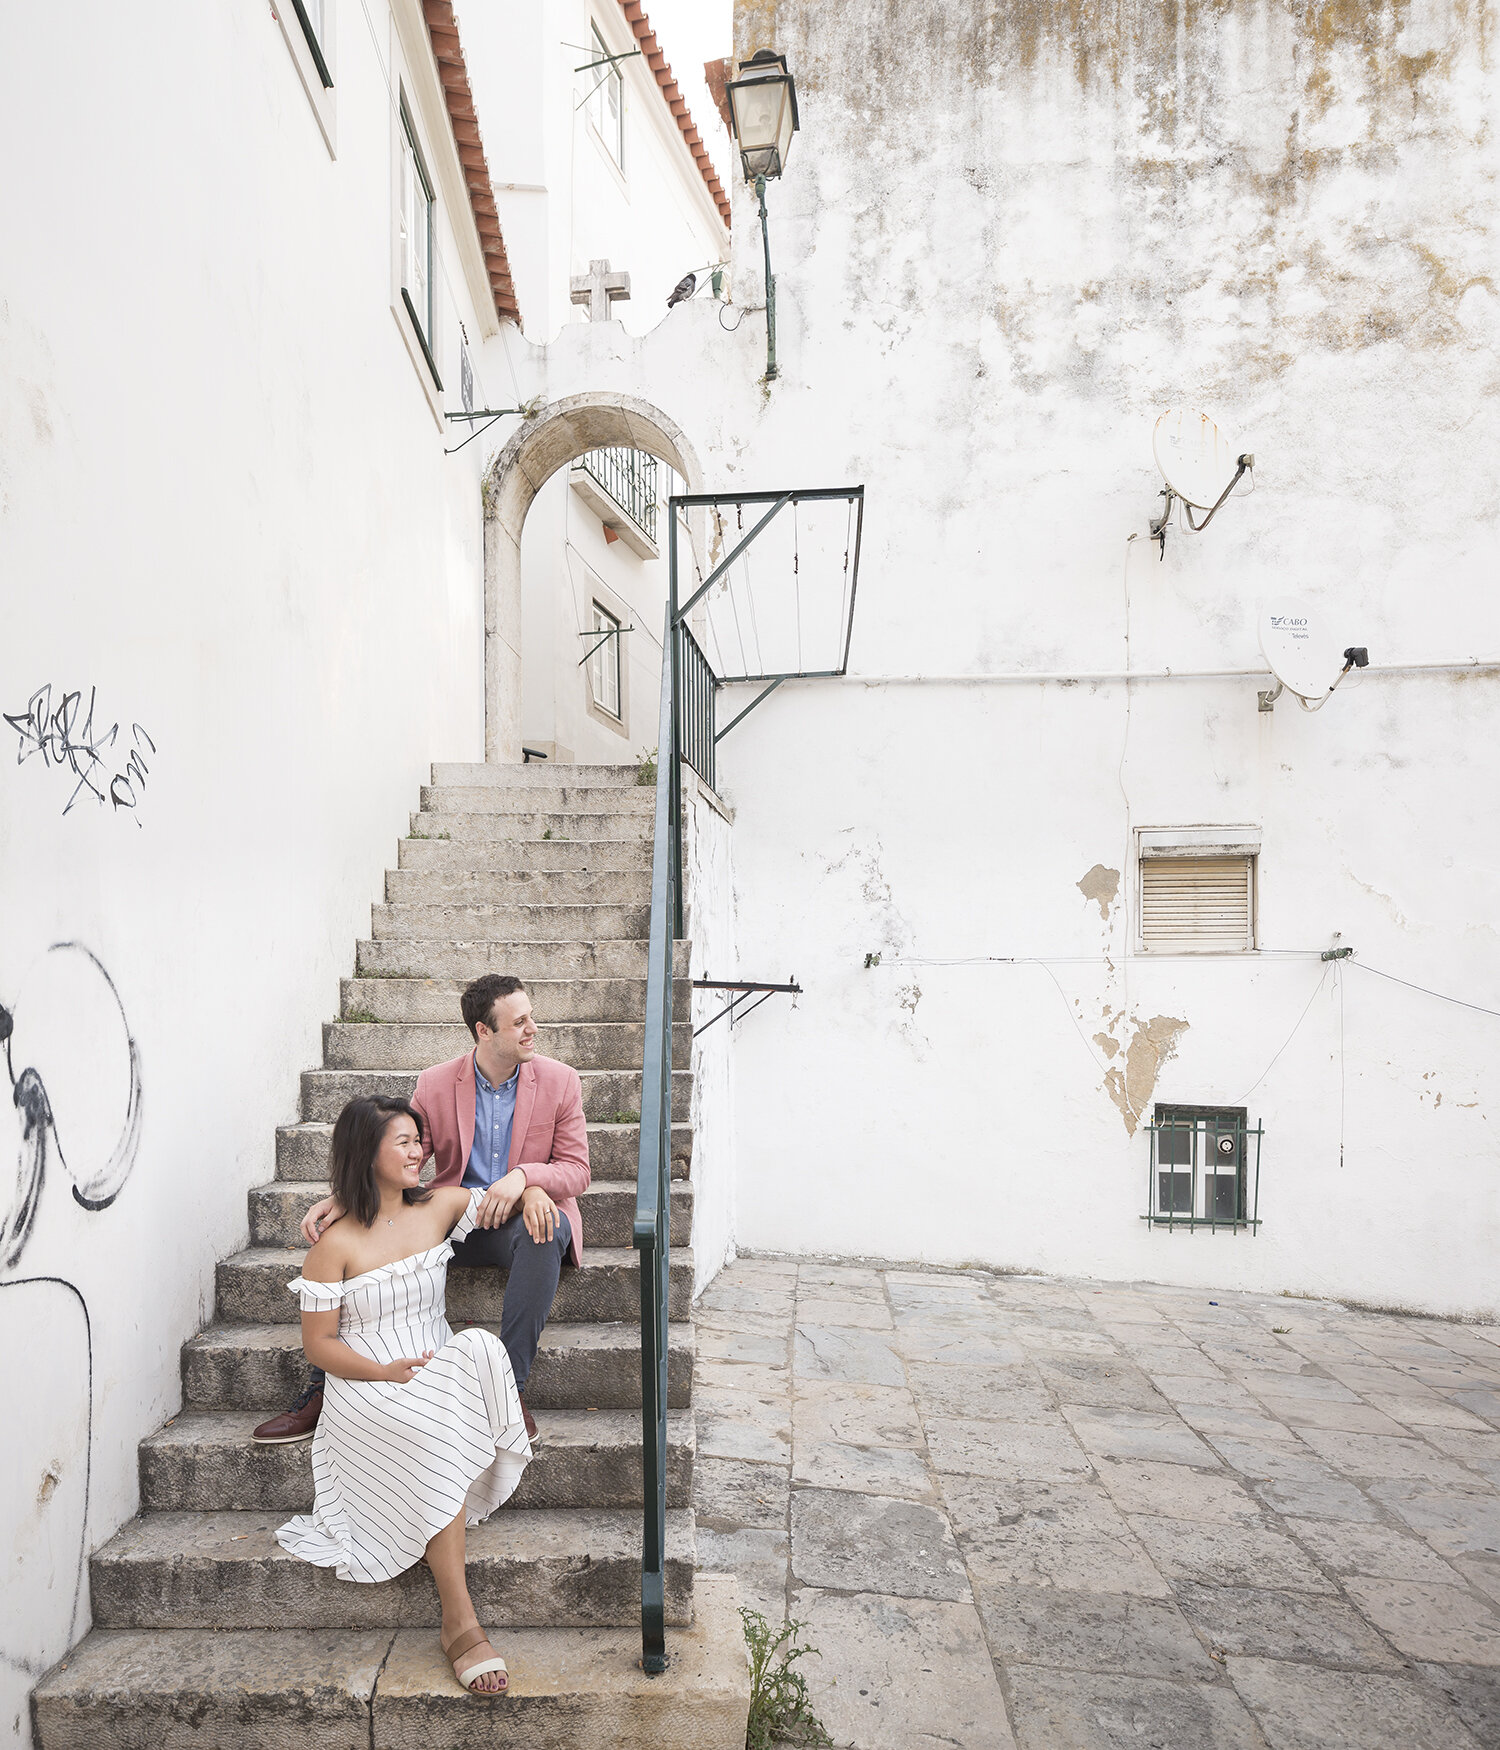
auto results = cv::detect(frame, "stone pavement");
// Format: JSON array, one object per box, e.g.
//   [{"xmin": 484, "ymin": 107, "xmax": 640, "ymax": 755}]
[{"xmin": 691, "ymin": 1257, "xmax": 1500, "ymax": 1750}]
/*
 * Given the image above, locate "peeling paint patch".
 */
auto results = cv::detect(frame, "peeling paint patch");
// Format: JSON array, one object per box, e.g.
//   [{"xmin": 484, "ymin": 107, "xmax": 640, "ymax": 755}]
[
  {"xmin": 1077, "ymin": 864, "xmax": 1120, "ymax": 921},
  {"xmin": 1093, "ymin": 1031, "xmax": 1120, "ymax": 1059},
  {"xmin": 1103, "ymin": 1014, "xmax": 1190, "ymax": 1134}
]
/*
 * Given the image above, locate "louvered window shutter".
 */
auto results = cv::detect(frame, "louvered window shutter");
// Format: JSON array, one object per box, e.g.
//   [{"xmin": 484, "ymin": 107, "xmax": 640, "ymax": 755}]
[{"xmin": 1140, "ymin": 856, "xmax": 1254, "ymax": 952}]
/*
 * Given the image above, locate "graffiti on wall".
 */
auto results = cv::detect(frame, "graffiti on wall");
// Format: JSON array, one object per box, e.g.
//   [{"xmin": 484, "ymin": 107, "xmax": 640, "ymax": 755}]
[
  {"xmin": 4, "ymin": 684, "xmax": 156, "ymax": 823},
  {"xmin": 0, "ymin": 942, "xmax": 143, "ymax": 1266}
]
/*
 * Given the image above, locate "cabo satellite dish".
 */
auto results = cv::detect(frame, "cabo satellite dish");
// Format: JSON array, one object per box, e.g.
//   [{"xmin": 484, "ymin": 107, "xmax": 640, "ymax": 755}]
[
  {"xmin": 1147, "ymin": 408, "xmax": 1254, "ymax": 557},
  {"xmin": 1258, "ymin": 597, "xmax": 1367, "ymax": 712},
  {"xmin": 1153, "ymin": 408, "xmax": 1242, "ymax": 511}
]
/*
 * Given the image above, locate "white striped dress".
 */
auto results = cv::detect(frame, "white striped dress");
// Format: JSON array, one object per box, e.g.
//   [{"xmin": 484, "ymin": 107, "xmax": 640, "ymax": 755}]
[{"xmin": 276, "ymin": 1188, "xmax": 531, "ymax": 1583}]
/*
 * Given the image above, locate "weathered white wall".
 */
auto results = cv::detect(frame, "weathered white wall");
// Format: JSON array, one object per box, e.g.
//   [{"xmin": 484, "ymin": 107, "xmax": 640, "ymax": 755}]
[
  {"xmin": 518, "ymin": 465, "xmax": 676, "ymax": 765},
  {"xmin": 503, "ymin": 0, "xmax": 1500, "ymax": 1317},
  {"xmin": 466, "ymin": 0, "xmax": 730, "ymax": 343},
  {"xmin": 684, "ymin": 775, "xmax": 740, "ymax": 1293},
  {"xmin": 0, "ymin": 3, "xmax": 493, "ymax": 1737}
]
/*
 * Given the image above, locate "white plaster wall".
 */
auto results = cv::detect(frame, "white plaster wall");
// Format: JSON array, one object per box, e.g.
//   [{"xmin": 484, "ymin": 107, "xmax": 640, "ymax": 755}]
[
  {"xmin": 466, "ymin": 0, "xmax": 730, "ymax": 344},
  {"xmin": 684, "ymin": 777, "xmax": 740, "ymax": 1293},
  {"xmin": 502, "ymin": 0, "xmax": 1500, "ymax": 1316},
  {"xmin": 518, "ymin": 466, "xmax": 676, "ymax": 764},
  {"xmin": 0, "ymin": 4, "xmax": 492, "ymax": 1736}
]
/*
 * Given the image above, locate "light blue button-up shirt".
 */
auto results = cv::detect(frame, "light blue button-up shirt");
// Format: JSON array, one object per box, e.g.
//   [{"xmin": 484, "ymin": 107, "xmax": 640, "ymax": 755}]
[{"xmin": 462, "ymin": 1056, "xmax": 519, "ymax": 1190}]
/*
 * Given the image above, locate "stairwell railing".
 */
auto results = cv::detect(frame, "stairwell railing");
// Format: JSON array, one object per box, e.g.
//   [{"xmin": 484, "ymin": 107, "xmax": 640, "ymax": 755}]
[{"xmin": 633, "ymin": 486, "xmax": 864, "ymax": 1671}]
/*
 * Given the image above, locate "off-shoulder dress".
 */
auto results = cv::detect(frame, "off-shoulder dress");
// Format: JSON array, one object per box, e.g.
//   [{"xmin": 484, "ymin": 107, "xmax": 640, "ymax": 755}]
[{"xmin": 275, "ymin": 1186, "xmax": 530, "ymax": 1583}]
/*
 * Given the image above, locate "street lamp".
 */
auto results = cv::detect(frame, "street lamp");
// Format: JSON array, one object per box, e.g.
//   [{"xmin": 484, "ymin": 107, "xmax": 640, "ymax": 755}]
[{"xmin": 725, "ymin": 50, "xmax": 799, "ymax": 381}]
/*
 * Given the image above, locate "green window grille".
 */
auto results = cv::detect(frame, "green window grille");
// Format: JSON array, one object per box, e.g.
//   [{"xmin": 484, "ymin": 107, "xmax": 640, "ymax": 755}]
[
  {"xmin": 1145, "ymin": 1105, "xmax": 1262, "ymax": 1232},
  {"xmin": 580, "ymin": 447, "xmax": 657, "ymax": 542}
]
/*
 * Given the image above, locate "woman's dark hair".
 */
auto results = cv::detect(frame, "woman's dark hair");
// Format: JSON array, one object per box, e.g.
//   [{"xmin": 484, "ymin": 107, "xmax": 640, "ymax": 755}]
[{"xmin": 328, "ymin": 1096, "xmax": 432, "ymax": 1228}]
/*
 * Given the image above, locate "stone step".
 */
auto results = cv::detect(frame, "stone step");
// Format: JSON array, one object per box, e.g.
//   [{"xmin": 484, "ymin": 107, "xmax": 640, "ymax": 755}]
[
  {"xmin": 89, "ymin": 1507, "xmax": 696, "ymax": 1630},
  {"xmin": 385, "ymin": 868, "xmax": 651, "ymax": 905},
  {"xmin": 340, "ymin": 975, "xmax": 687, "ymax": 1025},
  {"xmin": 372, "ymin": 902, "xmax": 650, "ymax": 941},
  {"xmin": 251, "ymin": 1180, "xmax": 693, "ymax": 1250},
  {"xmin": 139, "ymin": 1409, "xmax": 694, "ymax": 1513},
  {"xmin": 276, "ymin": 1120, "xmax": 692, "ymax": 1183},
  {"xmin": 420, "ymin": 785, "xmax": 656, "ymax": 815},
  {"xmin": 300, "ymin": 1067, "xmax": 691, "ymax": 1124},
  {"xmin": 410, "ymin": 811, "xmax": 652, "ymax": 843},
  {"xmin": 183, "ymin": 1319, "xmax": 695, "ymax": 1412},
  {"xmin": 398, "ymin": 836, "xmax": 652, "ymax": 871},
  {"xmin": 432, "ymin": 761, "xmax": 646, "ymax": 788},
  {"xmin": 32, "ymin": 1579, "xmax": 748, "ymax": 1750},
  {"xmin": 216, "ymin": 1247, "xmax": 693, "ymax": 1326},
  {"xmin": 356, "ymin": 937, "xmax": 689, "ymax": 980},
  {"xmin": 321, "ymin": 1020, "xmax": 689, "ymax": 1072}
]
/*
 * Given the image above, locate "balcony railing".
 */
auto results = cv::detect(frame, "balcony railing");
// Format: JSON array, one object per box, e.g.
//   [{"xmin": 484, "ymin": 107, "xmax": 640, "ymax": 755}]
[{"xmin": 579, "ymin": 447, "xmax": 658, "ymax": 542}]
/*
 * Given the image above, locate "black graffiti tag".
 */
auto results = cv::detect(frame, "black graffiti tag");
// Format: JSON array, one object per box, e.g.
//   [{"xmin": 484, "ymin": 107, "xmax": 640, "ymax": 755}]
[{"xmin": 5, "ymin": 686, "xmax": 156, "ymax": 823}]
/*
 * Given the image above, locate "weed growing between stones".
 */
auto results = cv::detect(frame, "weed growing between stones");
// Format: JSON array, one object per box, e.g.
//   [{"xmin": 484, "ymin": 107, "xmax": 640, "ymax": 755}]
[
  {"xmin": 610, "ymin": 1109, "xmax": 641, "ymax": 1124},
  {"xmin": 342, "ymin": 1007, "xmax": 378, "ymax": 1023},
  {"xmin": 636, "ymin": 747, "xmax": 658, "ymax": 787},
  {"xmin": 740, "ymin": 1608, "xmax": 831, "ymax": 1750}
]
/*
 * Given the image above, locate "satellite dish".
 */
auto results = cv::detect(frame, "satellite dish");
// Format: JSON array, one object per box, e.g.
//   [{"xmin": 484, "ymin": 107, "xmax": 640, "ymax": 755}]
[
  {"xmin": 1153, "ymin": 408, "xmax": 1242, "ymax": 510},
  {"xmin": 1259, "ymin": 597, "xmax": 1346, "ymax": 700}
]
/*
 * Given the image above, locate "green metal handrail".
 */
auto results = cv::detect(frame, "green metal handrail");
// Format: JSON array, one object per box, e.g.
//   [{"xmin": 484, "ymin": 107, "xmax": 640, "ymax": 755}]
[{"xmin": 632, "ymin": 596, "xmax": 680, "ymax": 1673}]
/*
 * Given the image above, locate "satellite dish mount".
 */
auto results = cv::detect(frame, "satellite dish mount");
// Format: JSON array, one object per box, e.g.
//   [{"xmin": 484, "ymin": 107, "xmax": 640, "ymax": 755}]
[{"xmin": 1149, "ymin": 408, "xmax": 1254, "ymax": 559}]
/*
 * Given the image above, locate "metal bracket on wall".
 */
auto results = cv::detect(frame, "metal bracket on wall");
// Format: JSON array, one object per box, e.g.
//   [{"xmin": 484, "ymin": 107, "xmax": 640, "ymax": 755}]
[{"xmin": 693, "ymin": 977, "xmax": 802, "ymax": 1037}]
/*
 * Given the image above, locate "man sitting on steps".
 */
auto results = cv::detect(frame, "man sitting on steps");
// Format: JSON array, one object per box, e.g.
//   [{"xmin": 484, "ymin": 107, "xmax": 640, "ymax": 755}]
[{"xmin": 251, "ymin": 973, "xmax": 590, "ymax": 1447}]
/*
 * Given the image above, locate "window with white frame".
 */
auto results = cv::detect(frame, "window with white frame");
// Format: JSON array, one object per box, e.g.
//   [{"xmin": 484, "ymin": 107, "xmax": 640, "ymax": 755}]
[
  {"xmin": 398, "ymin": 102, "xmax": 439, "ymax": 380},
  {"xmin": 588, "ymin": 602, "xmax": 622, "ymax": 719},
  {"xmin": 1137, "ymin": 828, "xmax": 1259, "ymax": 953},
  {"xmin": 584, "ymin": 23, "xmax": 625, "ymax": 166}
]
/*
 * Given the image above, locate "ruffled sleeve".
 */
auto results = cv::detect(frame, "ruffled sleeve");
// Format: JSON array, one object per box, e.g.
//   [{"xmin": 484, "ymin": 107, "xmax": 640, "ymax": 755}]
[
  {"xmin": 288, "ymin": 1276, "xmax": 348, "ymax": 1312},
  {"xmin": 448, "ymin": 1185, "xmax": 485, "ymax": 1246}
]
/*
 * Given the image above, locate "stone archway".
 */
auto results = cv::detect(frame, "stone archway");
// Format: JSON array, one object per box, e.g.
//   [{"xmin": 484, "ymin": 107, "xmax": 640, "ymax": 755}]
[{"xmin": 482, "ymin": 392, "xmax": 704, "ymax": 762}]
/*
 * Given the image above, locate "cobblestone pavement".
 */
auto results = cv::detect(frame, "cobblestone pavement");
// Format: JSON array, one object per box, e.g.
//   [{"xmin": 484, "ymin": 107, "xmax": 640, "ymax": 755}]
[{"xmin": 691, "ymin": 1257, "xmax": 1500, "ymax": 1750}]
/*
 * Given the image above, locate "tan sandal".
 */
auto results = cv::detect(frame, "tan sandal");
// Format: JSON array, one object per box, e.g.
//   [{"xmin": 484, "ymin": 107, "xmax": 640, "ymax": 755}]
[{"xmin": 441, "ymin": 1624, "xmax": 508, "ymax": 1694}]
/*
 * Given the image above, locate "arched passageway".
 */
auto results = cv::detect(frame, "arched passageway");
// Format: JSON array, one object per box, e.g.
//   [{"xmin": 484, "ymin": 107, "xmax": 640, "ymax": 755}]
[{"xmin": 482, "ymin": 393, "xmax": 703, "ymax": 761}]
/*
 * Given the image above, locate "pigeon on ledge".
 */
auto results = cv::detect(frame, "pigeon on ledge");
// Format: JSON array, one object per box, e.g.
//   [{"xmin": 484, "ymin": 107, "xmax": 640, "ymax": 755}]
[{"xmin": 666, "ymin": 272, "xmax": 697, "ymax": 308}]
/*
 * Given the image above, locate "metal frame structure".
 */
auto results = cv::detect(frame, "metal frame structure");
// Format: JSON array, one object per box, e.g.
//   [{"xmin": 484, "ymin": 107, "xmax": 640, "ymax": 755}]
[
  {"xmin": 692, "ymin": 977, "xmax": 802, "ymax": 1037},
  {"xmin": 633, "ymin": 483, "xmax": 862, "ymax": 1671}
]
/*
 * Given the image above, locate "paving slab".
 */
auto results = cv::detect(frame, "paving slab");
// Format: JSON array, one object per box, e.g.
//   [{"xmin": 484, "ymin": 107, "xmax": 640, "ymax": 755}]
[
  {"xmin": 1032, "ymin": 1356, "xmax": 1171, "ymax": 1413},
  {"xmin": 925, "ymin": 1415, "xmax": 1095, "ymax": 1483},
  {"xmin": 1094, "ymin": 1459, "xmax": 1264, "ymax": 1525},
  {"xmin": 794, "ymin": 1323, "xmax": 908, "ymax": 1387},
  {"xmin": 1227, "ymin": 1656, "xmax": 1482, "ymax": 1749},
  {"xmin": 693, "ymin": 1386, "xmax": 792, "ymax": 1465},
  {"xmin": 1127, "ymin": 1514, "xmax": 1336, "ymax": 1593},
  {"xmin": 904, "ymin": 1362, "xmax": 1054, "ymax": 1422},
  {"xmin": 1063, "ymin": 1406, "xmax": 1220, "ymax": 1467},
  {"xmin": 1171, "ymin": 1582, "xmax": 1401, "ymax": 1668},
  {"xmin": 790, "ymin": 1589, "xmax": 1015, "ymax": 1749},
  {"xmin": 794, "ymin": 1296, "xmax": 894, "ymax": 1329},
  {"xmin": 942, "ymin": 1476, "xmax": 1170, "ymax": 1598},
  {"xmin": 1367, "ymin": 1480, "xmax": 1500, "ymax": 1557},
  {"xmin": 791, "ymin": 1380, "xmax": 926, "ymax": 1449},
  {"xmin": 1416, "ymin": 1662, "xmax": 1500, "ymax": 1749},
  {"xmin": 792, "ymin": 1439, "xmax": 936, "ymax": 1500},
  {"xmin": 975, "ymin": 1584, "xmax": 1214, "ymax": 1680},
  {"xmin": 691, "ymin": 1456, "xmax": 790, "ymax": 1530},
  {"xmin": 1289, "ymin": 1519, "xmax": 1468, "ymax": 1582},
  {"xmin": 1339, "ymin": 1576, "xmax": 1500, "ymax": 1664},
  {"xmin": 790, "ymin": 1489, "xmax": 970, "ymax": 1600},
  {"xmin": 1005, "ymin": 1665, "xmax": 1267, "ymax": 1750}
]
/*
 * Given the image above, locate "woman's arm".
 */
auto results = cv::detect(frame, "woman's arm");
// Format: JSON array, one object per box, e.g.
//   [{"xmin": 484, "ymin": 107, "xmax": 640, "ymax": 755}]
[
  {"xmin": 298, "ymin": 1229, "xmax": 432, "ymax": 1382},
  {"xmin": 300, "ymin": 1307, "xmax": 432, "ymax": 1382}
]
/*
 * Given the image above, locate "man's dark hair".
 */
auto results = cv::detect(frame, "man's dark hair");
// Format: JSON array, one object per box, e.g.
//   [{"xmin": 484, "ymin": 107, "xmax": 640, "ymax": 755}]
[
  {"xmin": 461, "ymin": 974, "xmax": 527, "ymax": 1040},
  {"xmin": 328, "ymin": 1096, "xmax": 432, "ymax": 1228}
]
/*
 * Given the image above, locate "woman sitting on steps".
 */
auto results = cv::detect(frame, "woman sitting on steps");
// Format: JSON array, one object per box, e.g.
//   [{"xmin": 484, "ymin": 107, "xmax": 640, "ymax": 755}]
[{"xmin": 275, "ymin": 1094, "xmax": 530, "ymax": 1695}]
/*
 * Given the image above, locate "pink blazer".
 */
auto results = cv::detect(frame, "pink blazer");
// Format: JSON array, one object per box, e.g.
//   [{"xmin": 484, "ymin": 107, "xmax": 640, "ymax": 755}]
[{"xmin": 410, "ymin": 1052, "xmax": 591, "ymax": 1266}]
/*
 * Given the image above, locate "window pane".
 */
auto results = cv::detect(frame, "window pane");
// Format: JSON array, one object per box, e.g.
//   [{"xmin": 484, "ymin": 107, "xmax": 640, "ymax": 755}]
[
  {"xmin": 591, "ymin": 604, "xmax": 621, "ymax": 717},
  {"xmin": 1158, "ymin": 1172, "xmax": 1193, "ymax": 1215},
  {"xmin": 1157, "ymin": 1124, "xmax": 1193, "ymax": 1166},
  {"xmin": 400, "ymin": 113, "xmax": 433, "ymax": 339},
  {"xmin": 1209, "ymin": 1173, "xmax": 1241, "ymax": 1222}
]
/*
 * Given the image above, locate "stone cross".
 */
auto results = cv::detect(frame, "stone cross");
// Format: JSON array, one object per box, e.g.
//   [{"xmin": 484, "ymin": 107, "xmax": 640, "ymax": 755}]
[{"xmin": 569, "ymin": 258, "xmax": 631, "ymax": 323}]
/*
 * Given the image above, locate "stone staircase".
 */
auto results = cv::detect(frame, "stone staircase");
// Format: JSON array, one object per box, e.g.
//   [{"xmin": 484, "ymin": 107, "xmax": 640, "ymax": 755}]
[{"xmin": 33, "ymin": 763, "xmax": 748, "ymax": 1748}]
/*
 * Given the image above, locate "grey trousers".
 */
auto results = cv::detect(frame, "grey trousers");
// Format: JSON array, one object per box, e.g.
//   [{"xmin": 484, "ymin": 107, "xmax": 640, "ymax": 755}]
[{"xmin": 307, "ymin": 1207, "xmax": 572, "ymax": 1396}]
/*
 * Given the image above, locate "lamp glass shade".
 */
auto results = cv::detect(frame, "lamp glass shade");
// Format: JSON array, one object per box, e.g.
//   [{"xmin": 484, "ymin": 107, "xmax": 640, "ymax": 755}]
[{"xmin": 727, "ymin": 57, "xmax": 797, "ymax": 181}]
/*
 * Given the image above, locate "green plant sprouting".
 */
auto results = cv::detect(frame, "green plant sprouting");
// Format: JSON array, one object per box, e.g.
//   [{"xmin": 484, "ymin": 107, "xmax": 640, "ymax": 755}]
[{"xmin": 740, "ymin": 1608, "xmax": 832, "ymax": 1750}]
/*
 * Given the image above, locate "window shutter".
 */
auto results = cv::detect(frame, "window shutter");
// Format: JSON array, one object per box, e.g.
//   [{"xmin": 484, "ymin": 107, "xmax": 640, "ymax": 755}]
[{"xmin": 1140, "ymin": 856, "xmax": 1253, "ymax": 952}]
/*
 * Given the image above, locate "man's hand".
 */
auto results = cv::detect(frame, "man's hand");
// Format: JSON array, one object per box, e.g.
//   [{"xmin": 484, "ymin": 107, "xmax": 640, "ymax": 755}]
[
  {"xmin": 522, "ymin": 1184, "xmax": 559, "ymax": 1244},
  {"xmin": 475, "ymin": 1168, "xmax": 528, "ymax": 1229},
  {"xmin": 301, "ymin": 1195, "xmax": 346, "ymax": 1246}
]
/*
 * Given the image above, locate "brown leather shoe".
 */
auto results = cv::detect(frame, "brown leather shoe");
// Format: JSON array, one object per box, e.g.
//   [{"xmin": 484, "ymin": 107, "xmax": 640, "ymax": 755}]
[
  {"xmin": 521, "ymin": 1399, "xmax": 540, "ymax": 1446},
  {"xmin": 251, "ymin": 1386, "xmax": 323, "ymax": 1444}
]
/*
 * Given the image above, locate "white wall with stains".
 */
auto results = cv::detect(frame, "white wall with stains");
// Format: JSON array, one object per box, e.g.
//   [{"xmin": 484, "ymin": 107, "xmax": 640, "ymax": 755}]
[
  {"xmin": 0, "ymin": 4, "xmax": 495, "ymax": 1737},
  {"xmin": 502, "ymin": 0, "xmax": 1500, "ymax": 1316}
]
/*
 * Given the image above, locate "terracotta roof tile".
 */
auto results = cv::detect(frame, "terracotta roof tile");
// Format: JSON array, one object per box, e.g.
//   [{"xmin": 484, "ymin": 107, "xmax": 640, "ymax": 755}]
[
  {"xmin": 420, "ymin": 0, "xmax": 521, "ymax": 325},
  {"xmin": 616, "ymin": 0, "xmax": 732, "ymax": 228}
]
